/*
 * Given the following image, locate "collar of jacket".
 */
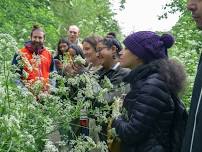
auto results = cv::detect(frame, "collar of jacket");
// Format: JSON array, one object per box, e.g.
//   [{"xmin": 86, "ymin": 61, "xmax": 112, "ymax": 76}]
[
  {"xmin": 98, "ymin": 62, "xmax": 121, "ymax": 79},
  {"xmin": 112, "ymin": 62, "xmax": 120, "ymax": 70},
  {"xmin": 124, "ymin": 62, "xmax": 159, "ymax": 84}
]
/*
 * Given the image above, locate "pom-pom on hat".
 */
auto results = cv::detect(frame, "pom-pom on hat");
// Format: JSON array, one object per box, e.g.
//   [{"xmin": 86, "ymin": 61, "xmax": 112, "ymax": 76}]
[{"xmin": 123, "ymin": 31, "xmax": 175, "ymax": 63}]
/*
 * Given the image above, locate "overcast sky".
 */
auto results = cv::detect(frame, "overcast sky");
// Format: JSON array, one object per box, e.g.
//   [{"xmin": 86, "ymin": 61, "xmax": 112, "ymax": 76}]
[{"xmin": 111, "ymin": 0, "xmax": 181, "ymax": 35}]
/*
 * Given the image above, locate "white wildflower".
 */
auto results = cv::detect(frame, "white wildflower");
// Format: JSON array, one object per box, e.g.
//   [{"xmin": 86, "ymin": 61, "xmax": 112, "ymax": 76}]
[
  {"xmin": 74, "ymin": 55, "xmax": 86, "ymax": 65},
  {"xmin": 43, "ymin": 140, "xmax": 59, "ymax": 152}
]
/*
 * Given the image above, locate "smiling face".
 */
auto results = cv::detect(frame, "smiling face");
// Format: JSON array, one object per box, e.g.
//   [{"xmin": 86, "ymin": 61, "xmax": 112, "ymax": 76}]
[
  {"xmin": 96, "ymin": 42, "xmax": 116, "ymax": 69},
  {"xmin": 119, "ymin": 48, "xmax": 143, "ymax": 69},
  {"xmin": 31, "ymin": 30, "xmax": 45, "ymax": 50},
  {"xmin": 187, "ymin": 0, "xmax": 202, "ymax": 29},
  {"xmin": 82, "ymin": 41, "xmax": 98, "ymax": 65}
]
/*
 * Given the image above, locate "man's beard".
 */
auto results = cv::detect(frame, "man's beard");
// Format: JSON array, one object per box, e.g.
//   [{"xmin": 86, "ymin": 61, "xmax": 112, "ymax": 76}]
[{"xmin": 31, "ymin": 41, "xmax": 43, "ymax": 53}]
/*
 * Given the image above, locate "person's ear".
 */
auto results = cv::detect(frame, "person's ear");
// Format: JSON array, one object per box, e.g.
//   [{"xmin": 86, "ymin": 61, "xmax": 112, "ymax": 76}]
[
  {"xmin": 112, "ymin": 45, "xmax": 118, "ymax": 53},
  {"xmin": 112, "ymin": 45, "xmax": 117, "ymax": 59}
]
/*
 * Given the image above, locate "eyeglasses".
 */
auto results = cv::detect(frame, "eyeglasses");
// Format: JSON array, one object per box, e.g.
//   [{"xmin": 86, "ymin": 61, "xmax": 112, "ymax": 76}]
[{"xmin": 96, "ymin": 47, "xmax": 108, "ymax": 52}]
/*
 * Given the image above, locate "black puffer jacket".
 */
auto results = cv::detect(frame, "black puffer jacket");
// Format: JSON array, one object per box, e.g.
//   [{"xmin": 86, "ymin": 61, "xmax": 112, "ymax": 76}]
[{"xmin": 112, "ymin": 59, "xmax": 185, "ymax": 152}]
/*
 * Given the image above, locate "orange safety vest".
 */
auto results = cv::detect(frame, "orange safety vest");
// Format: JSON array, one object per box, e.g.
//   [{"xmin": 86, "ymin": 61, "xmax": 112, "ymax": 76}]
[{"xmin": 19, "ymin": 47, "xmax": 52, "ymax": 84}]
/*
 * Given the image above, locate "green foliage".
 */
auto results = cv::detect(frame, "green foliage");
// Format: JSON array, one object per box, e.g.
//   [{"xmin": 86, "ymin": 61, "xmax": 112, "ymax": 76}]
[
  {"xmin": 0, "ymin": 0, "xmax": 125, "ymax": 55},
  {"xmin": 51, "ymin": 0, "xmax": 121, "ymax": 38},
  {"xmin": 0, "ymin": 31, "xmax": 130, "ymax": 151},
  {"xmin": 0, "ymin": 0, "xmax": 59, "ymax": 48},
  {"xmin": 158, "ymin": 0, "xmax": 187, "ymax": 19},
  {"xmin": 0, "ymin": 0, "xmax": 123, "ymax": 50},
  {"xmin": 0, "ymin": 33, "xmax": 52, "ymax": 151},
  {"xmin": 0, "ymin": 33, "xmax": 119, "ymax": 151},
  {"xmin": 0, "ymin": 1, "xmax": 125, "ymax": 151}
]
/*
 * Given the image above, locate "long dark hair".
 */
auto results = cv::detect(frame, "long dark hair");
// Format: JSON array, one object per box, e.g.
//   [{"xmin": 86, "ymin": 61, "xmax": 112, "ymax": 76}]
[
  {"xmin": 54, "ymin": 38, "xmax": 70, "ymax": 59},
  {"xmin": 158, "ymin": 59, "xmax": 186, "ymax": 94},
  {"xmin": 68, "ymin": 43, "xmax": 85, "ymax": 59}
]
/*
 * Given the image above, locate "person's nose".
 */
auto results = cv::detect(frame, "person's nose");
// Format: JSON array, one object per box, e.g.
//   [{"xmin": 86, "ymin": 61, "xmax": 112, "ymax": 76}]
[
  {"xmin": 35, "ymin": 37, "xmax": 40, "ymax": 42},
  {"xmin": 61, "ymin": 48, "xmax": 65, "ymax": 52},
  {"xmin": 96, "ymin": 52, "xmax": 100, "ymax": 57},
  {"xmin": 70, "ymin": 32, "xmax": 75, "ymax": 36},
  {"xmin": 119, "ymin": 49, "xmax": 124, "ymax": 56},
  {"xmin": 187, "ymin": 0, "xmax": 197, "ymax": 12}
]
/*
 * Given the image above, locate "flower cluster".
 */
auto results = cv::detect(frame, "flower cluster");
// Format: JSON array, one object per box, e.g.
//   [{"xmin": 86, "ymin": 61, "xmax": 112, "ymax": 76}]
[
  {"xmin": 0, "ymin": 33, "xmax": 126, "ymax": 151},
  {"xmin": 0, "ymin": 33, "xmax": 18, "ymax": 63}
]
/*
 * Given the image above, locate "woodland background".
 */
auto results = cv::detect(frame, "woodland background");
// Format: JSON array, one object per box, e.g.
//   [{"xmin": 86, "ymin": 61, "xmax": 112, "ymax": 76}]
[{"xmin": 0, "ymin": 0, "xmax": 202, "ymax": 151}]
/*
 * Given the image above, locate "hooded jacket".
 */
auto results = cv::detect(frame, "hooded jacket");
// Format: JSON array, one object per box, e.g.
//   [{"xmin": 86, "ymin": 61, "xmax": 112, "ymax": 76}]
[{"xmin": 112, "ymin": 59, "xmax": 185, "ymax": 152}]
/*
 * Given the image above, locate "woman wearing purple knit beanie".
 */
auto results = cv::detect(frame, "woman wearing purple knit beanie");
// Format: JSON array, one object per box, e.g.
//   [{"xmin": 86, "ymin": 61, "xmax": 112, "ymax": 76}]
[{"xmin": 111, "ymin": 31, "xmax": 187, "ymax": 152}]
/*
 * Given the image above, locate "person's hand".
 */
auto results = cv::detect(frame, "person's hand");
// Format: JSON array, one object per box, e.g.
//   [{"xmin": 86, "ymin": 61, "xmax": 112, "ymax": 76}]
[
  {"xmin": 72, "ymin": 63, "xmax": 84, "ymax": 74},
  {"xmin": 107, "ymin": 127, "xmax": 120, "ymax": 148},
  {"xmin": 54, "ymin": 59, "xmax": 63, "ymax": 69},
  {"xmin": 107, "ymin": 127, "xmax": 121, "ymax": 152},
  {"xmin": 63, "ymin": 64, "xmax": 76, "ymax": 75}
]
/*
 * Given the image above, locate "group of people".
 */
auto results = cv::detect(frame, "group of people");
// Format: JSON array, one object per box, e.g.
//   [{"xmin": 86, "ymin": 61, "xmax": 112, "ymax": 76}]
[{"xmin": 11, "ymin": 0, "xmax": 202, "ymax": 151}]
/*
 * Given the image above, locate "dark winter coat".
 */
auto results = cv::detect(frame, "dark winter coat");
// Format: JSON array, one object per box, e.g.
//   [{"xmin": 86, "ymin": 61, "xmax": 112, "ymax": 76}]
[
  {"xmin": 181, "ymin": 54, "xmax": 202, "ymax": 152},
  {"xmin": 112, "ymin": 59, "xmax": 185, "ymax": 152}
]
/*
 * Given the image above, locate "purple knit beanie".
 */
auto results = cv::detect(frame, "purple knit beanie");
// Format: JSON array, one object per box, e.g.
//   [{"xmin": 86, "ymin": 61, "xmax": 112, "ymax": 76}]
[{"xmin": 123, "ymin": 31, "xmax": 175, "ymax": 63}]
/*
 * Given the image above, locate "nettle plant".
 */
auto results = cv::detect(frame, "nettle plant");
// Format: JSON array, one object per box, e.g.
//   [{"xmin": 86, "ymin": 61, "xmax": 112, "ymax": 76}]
[{"xmin": 0, "ymin": 33, "xmax": 124, "ymax": 151}]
